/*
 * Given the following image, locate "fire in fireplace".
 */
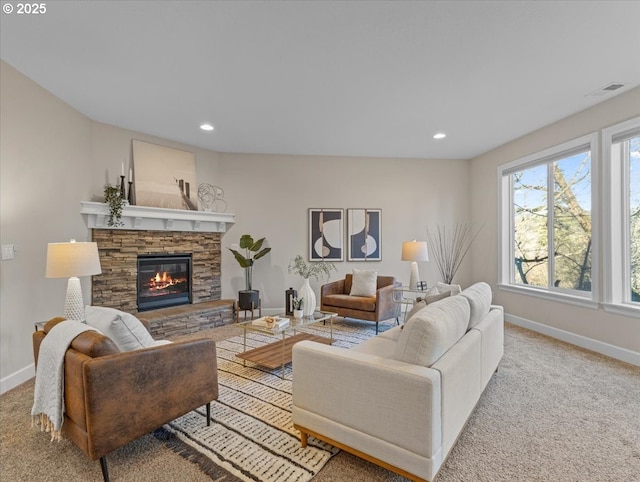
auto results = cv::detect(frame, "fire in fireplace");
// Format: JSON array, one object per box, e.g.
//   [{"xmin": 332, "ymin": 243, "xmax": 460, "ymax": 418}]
[{"xmin": 137, "ymin": 254, "xmax": 192, "ymax": 311}]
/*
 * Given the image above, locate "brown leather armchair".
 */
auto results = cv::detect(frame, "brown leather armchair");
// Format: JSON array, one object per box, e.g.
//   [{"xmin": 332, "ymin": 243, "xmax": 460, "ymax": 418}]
[
  {"xmin": 320, "ymin": 274, "xmax": 401, "ymax": 333},
  {"xmin": 32, "ymin": 317, "xmax": 218, "ymax": 482}
]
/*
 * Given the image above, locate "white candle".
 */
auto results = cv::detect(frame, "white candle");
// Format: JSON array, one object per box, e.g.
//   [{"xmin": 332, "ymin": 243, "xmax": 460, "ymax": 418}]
[
  {"xmin": 121, "ymin": 162, "xmax": 124, "ymax": 176},
  {"xmin": 129, "ymin": 168, "xmax": 132, "ymax": 183}
]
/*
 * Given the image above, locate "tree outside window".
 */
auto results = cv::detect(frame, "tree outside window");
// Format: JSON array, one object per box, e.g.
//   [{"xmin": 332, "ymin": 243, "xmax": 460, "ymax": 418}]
[
  {"xmin": 512, "ymin": 150, "xmax": 592, "ymax": 293},
  {"xmin": 627, "ymin": 136, "xmax": 639, "ymax": 301}
]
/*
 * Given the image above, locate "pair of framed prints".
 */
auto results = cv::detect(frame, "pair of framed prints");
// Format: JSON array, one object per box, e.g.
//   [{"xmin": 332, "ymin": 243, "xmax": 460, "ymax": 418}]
[{"xmin": 309, "ymin": 208, "xmax": 381, "ymax": 262}]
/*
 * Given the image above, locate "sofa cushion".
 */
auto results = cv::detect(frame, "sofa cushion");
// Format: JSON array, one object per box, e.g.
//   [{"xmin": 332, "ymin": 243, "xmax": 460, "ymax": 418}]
[
  {"xmin": 322, "ymin": 294, "xmax": 376, "ymax": 312},
  {"xmin": 460, "ymin": 282, "xmax": 492, "ymax": 328},
  {"xmin": 350, "ymin": 269, "xmax": 378, "ymax": 297},
  {"xmin": 85, "ymin": 305, "xmax": 156, "ymax": 352},
  {"xmin": 394, "ymin": 295, "xmax": 470, "ymax": 367},
  {"xmin": 435, "ymin": 282, "xmax": 462, "ymax": 295},
  {"xmin": 404, "ymin": 290, "xmax": 452, "ymax": 322}
]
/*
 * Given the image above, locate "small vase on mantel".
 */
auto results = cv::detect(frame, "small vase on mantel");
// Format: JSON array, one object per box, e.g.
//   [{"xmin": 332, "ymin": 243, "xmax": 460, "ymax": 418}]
[{"xmin": 298, "ymin": 278, "xmax": 316, "ymax": 317}]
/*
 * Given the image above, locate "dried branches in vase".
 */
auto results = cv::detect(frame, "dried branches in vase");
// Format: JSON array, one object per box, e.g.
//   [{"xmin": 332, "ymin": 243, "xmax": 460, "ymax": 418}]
[{"xmin": 426, "ymin": 223, "xmax": 483, "ymax": 284}]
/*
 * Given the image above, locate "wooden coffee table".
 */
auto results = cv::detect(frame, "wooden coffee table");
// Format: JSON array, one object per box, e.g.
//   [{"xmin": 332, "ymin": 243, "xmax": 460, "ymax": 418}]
[{"xmin": 236, "ymin": 310, "xmax": 337, "ymax": 379}]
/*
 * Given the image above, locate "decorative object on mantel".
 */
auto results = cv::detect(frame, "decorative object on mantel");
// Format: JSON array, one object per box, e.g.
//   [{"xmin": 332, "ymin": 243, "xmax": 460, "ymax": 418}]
[
  {"xmin": 288, "ymin": 254, "xmax": 336, "ymax": 316},
  {"xmin": 132, "ymin": 139, "xmax": 198, "ymax": 211},
  {"xmin": 127, "ymin": 181, "xmax": 134, "ymax": 205},
  {"xmin": 198, "ymin": 183, "xmax": 227, "ymax": 212},
  {"xmin": 347, "ymin": 208, "xmax": 382, "ymax": 261},
  {"xmin": 426, "ymin": 223, "xmax": 483, "ymax": 284},
  {"xmin": 229, "ymin": 234, "xmax": 271, "ymax": 310},
  {"xmin": 45, "ymin": 240, "xmax": 102, "ymax": 321},
  {"xmin": 103, "ymin": 184, "xmax": 126, "ymax": 227}
]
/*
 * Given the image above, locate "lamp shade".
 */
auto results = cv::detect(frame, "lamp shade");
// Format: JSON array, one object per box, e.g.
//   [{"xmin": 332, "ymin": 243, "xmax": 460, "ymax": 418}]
[
  {"xmin": 401, "ymin": 241, "xmax": 429, "ymax": 262},
  {"xmin": 46, "ymin": 241, "xmax": 102, "ymax": 278}
]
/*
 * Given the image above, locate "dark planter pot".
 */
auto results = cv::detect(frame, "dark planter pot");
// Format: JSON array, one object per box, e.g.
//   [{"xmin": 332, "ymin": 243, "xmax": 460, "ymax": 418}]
[{"xmin": 238, "ymin": 290, "xmax": 260, "ymax": 310}]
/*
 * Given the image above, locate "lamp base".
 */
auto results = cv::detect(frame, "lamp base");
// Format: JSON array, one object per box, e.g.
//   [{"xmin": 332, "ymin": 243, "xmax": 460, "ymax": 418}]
[
  {"xmin": 63, "ymin": 277, "xmax": 86, "ymax": 321},
  {"xmin": 409, "ymin": 262, "xmax": 420, "ymax": 290}
]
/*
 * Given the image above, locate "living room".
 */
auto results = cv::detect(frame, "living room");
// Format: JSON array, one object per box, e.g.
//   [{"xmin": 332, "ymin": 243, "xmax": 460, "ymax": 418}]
[{"xmin": 1, "ymin": 2, "xmax": 639, "ymax": 481}]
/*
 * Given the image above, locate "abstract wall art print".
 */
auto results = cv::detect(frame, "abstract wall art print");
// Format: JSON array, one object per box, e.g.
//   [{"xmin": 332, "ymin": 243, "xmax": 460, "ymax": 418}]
[
  {"xmin": 309, "ymin": 208, "xmax": 344, "ymax": 261},
  {"xmin": 347, "ymin": 208, "xmax": 381, "ymax": 261}
]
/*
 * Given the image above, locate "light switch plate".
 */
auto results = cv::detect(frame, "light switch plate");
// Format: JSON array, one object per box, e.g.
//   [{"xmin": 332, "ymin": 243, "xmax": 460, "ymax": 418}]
[{"xmin": 1, "ymin": 244, "xmax": 15, "ymax": 260}]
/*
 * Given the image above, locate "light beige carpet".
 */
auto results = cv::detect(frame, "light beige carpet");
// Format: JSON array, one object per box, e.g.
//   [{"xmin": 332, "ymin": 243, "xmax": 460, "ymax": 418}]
[{"xmin": 1, "ymin": 321, "xmax": 639, "ymax": 481}]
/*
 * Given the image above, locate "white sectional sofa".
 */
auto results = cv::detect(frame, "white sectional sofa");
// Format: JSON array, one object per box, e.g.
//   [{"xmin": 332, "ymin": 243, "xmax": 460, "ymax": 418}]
[{"xmin": 292, "ymin": 282, "xmax": 503, "ymax": 482}]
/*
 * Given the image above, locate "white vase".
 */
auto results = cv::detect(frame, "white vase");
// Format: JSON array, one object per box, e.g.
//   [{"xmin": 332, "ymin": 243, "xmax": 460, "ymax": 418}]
[{"xmin": 298, "ymin": 278, "xmax": 316, "ymax": 316}]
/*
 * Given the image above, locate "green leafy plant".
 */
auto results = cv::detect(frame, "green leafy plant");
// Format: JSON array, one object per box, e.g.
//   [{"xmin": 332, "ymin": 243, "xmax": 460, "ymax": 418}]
[
  {"xmin": 292, "ymin": 297, "xmax": 303, "ymax": 310},
  {"xmin": 288, "ymin": 254, "xmax": 336, "ymax": 281},
  {"xmin": 228, "ymin": 234, "xmax": 271, "ymax": 291},
  {"xmin": 104, "ymin": 184, "xmax": 125, "ymax": 227}
]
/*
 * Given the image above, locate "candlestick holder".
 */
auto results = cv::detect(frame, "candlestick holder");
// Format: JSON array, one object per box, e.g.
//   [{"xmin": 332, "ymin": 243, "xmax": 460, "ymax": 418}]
[
  {"xmin": 119, "ymin": 175, "xmax": 126, "ymax": 198},
  {"xmin": 127, "ymin": 181, "xmax": 134, "ymax": 205}
]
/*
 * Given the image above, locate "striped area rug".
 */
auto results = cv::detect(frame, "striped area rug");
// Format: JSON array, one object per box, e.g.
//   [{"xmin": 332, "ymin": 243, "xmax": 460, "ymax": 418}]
[{"xmin": 157, "ymin": 318, "xmax": 394, "ymax": 481}]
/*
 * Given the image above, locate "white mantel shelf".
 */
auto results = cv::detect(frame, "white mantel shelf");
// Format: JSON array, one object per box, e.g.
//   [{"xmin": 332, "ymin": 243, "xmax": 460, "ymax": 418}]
[{"xmin": 80, "ymin": 201, "xmax": 235, "ymax": 233}]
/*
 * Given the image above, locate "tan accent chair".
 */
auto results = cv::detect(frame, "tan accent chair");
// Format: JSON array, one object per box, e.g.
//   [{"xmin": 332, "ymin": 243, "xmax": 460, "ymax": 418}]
[
  {"xmin": 320, "ymin": 274, "xmax": 400, "ymax": 333},
  {"xmin": 32, "ymin": 317, "xmax": 218, "ymax": 482}
]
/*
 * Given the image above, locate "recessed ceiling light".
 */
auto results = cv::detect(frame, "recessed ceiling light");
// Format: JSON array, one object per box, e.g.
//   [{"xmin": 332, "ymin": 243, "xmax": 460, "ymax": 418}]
[
  {"xmin": 200, "ymin": 123, "xmax": 214, "ymax": 131},
  {"xmin": 433, "ymin": 133, "xmax": 446, "ymax": 139}
]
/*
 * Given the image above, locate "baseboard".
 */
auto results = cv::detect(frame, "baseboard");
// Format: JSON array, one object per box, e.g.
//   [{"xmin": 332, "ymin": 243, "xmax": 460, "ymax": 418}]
[
  {"xmin": 1, "ymin": 363, "xmax": 35, "ymax": 395},
  {"xmin": 506, "ymin": 314, "xmax": 640, "ymax": 367}
]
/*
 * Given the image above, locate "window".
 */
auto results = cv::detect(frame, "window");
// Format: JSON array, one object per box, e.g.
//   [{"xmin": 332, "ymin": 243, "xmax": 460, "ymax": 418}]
[
  {"xmin": 603, "ymin": 116, "xmax": 640, "ymax": 314},
  {"xmin": 499, "ymin": 134, "xmax": 598, "ymax": 305}
]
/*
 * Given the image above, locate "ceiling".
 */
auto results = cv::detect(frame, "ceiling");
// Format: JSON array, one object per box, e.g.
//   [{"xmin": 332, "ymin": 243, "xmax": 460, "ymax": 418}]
[{"xmin": 2, "ymin": 1, "xmax": 639, "ymax": 160}]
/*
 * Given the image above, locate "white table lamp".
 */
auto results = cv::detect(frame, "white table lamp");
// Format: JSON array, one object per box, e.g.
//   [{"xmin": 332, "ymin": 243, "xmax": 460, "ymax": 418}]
[
  {"xmin": 46, "ymin": 240, "xmax": 102, "ymax": 321},
  {"xmin": 401, "ymin": 240, "xmax": 429, "ymax": 290}
]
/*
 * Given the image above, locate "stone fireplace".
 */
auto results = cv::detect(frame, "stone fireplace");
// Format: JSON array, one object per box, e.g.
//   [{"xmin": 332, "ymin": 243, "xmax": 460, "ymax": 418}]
[
  {"xmin": 91, "ymin": 229, "xmax": 221, "ymax": 312},
  {"xmin": 82, "ymin": 201, "xmax": 236, "ymax": 337}
]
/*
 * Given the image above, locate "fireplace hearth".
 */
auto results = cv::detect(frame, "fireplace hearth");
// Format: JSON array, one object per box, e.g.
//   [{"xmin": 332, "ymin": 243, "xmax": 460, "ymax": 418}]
[{"xmin": 137, "ymin": 254, "xmax": 192, "ymax": 311}]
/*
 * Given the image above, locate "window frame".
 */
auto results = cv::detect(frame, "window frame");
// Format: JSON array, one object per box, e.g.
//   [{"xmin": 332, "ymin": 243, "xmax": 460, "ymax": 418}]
[
  {"xmin": 602, "ymin": 116, "xmax": 640, "ymax": 317},
  {"xmin": 497, "ymin": 133, "xmax": 599, "ymax": 309}
]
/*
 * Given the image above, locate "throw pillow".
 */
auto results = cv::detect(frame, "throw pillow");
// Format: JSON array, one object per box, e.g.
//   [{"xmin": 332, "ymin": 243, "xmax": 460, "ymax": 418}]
[
  {"xmin": 350, "ymin": 269, "xmax": 378, "ymax": 297},
  {"xmin": 460, "ymin": 281, "xmax": 492, "ymax": 328},
  {"xmin": 435, "ymin": 281, "xmax": 462, "ymax": 295},
  {"xmin": 404, "ymin": 290, "xmax": 452, "ymax": 323},
  {"xmin": 394, "ymin": 295, "xmax": 470, "ymax": 367},
  {"xmin": 85, "ymin": 305, "xmax": 156, "ymax": 352},
  {"xmin": 405, "ymin": 300, "xmax": 427, "ymax": 322},
  {"xmin": 425, "ymin": 290, "xmax": 451, "ymax": 304}
]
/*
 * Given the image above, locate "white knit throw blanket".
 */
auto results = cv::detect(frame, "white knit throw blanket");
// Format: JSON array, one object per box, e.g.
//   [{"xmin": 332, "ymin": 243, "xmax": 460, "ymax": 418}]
[{"xmin": 31, "ymin": 320, "xmax": 97, "ymax": 441}]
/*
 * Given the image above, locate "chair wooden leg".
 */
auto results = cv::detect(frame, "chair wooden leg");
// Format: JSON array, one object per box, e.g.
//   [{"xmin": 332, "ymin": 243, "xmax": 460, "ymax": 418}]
[
  {"xmin": 206, "ymin": 402, "xmax": 211, "ymax": 426},
  {"xmin": 375, "ymin": 322, "xmax": 379, "ymax": 334},
  {"xmin": 100, "ymin": 456, "xmax": 109, "ymax": 482},
  {"xmin": 395, "ymin": 317, "xmax": 399, "ymax": 325}
]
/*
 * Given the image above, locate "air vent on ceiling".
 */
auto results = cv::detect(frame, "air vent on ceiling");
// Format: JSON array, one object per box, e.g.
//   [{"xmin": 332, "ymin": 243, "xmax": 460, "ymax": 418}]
[{"xmin": 586, "ymin": 82, "xmax": 626, "ymax": 98}]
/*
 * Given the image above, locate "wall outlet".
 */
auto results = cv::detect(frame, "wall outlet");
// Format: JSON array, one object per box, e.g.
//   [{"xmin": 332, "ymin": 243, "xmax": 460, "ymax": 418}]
[{"xmin": 1, "ymin": 245, "xmax": 16, "ymax": 260}]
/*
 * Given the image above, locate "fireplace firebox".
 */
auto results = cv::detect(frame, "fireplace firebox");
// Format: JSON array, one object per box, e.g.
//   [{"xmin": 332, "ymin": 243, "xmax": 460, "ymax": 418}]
[{"xmin": 137, "ymin": 254, "xmax": 192, "ymax": 311}]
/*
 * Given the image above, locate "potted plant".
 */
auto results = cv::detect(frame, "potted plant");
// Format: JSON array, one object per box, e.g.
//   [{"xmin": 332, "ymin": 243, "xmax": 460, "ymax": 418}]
[
  {"xmin": 104, "ymin": 184, "xmax": 126, "ymax": 227},
  {"xmin": 288, "ymin": 255, "xmax": 336, "ymax": 316},
  {"xmin": 292, "ymin": 297, "xmax": 304, "ymax": 319},
  {"xmin": 229, "ymin": 234, "xmax": 271, "ymax": 310}
]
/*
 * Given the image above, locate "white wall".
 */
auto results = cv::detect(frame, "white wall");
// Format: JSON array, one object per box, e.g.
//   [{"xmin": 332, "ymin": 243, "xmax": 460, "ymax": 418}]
[
  {"xmin": 1, "ymin": 61, "xmax": 93, "ymax": 388},
  {"xmin": 469, "ymin": 85, "xmax": 640, "ymax": 356},
  {"xmin": 217, "ymin": 152, "xmax": 471, "ymax": 307}
]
